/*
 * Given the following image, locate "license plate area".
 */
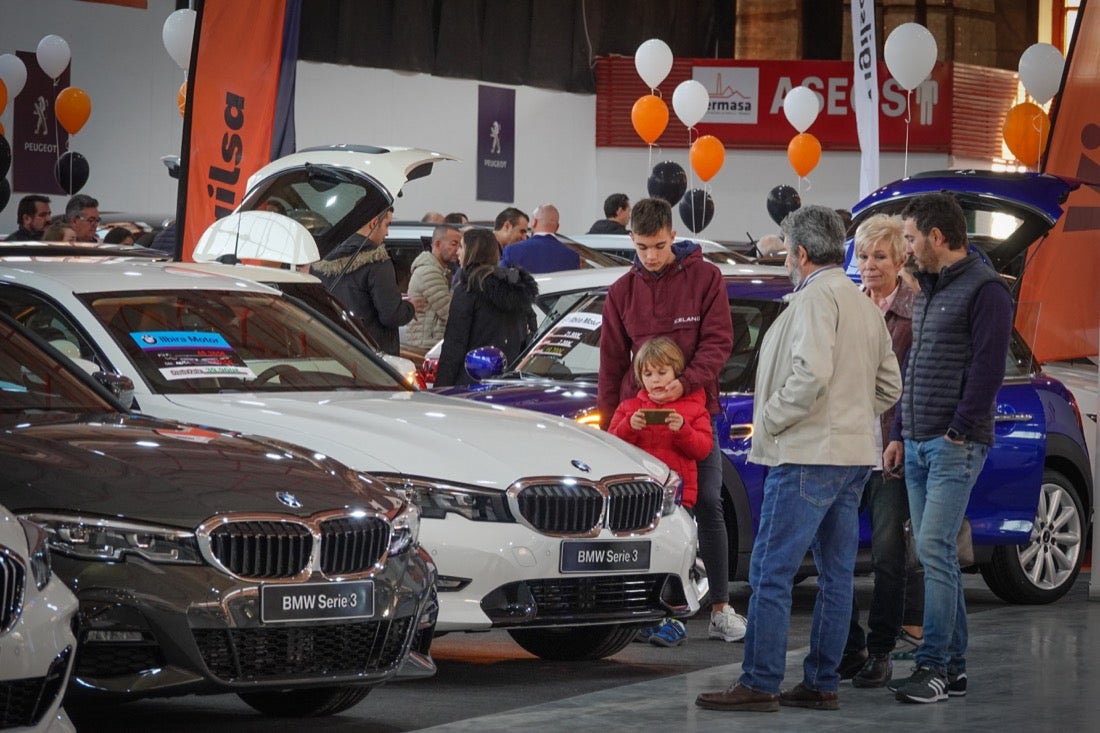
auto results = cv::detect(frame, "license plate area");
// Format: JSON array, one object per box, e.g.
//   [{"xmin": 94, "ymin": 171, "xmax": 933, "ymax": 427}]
[
  {"xmin": 261, "ymin": 580, "xmax": 374, "ymax": 623},
  {"xmin": 559, "ymin": 540, "xmax": 651, "ymax": 573}
]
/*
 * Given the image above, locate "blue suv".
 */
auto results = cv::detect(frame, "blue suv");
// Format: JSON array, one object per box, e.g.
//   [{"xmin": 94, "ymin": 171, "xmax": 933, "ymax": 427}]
[{"xmin": 440, "ymin": 170, "xmax": 1093, "ymax": 605}]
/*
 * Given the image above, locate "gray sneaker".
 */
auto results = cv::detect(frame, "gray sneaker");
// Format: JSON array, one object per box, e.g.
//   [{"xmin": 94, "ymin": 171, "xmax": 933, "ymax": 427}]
[{"xmin": 708, "ymin": 607, "xmax": 747, "ymax": 642}]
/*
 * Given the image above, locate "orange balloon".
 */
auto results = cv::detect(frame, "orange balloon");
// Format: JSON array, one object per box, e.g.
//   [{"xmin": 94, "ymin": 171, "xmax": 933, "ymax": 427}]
[
  {"xmin": 1003, "ymin": 102, "xmax": 1051, "ymax": 167},
  {"xmin": 631, "ymin": 94, "xmax": 669, "ymax": 145},
  {"xmin": 0, "ymin": 122, "xmax": 5, "ymax": 138},
  {"xmin": 690, "ymin": 134, "xmax": 725, "ymax": 182},
  {"xmin": 178, "ymin": 80, "xmax": 187, "ymax": 118},
  {"xmin": 0, "ymin": 78, "xmax": 7, "ymax": 116},
  {"xmin": 787, "ymin": 132, "xmax": 822, "ymax": 178},
  {"xmin": 55, "ymin": 86, "xmax": 91, "ymax": 135}
]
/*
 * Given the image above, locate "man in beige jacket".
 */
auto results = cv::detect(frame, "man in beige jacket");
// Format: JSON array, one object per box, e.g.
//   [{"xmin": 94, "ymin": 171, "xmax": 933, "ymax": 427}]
[
  {"xmin": 697, "ymin": 205, "xmax": 901, "ymax": 713},
  {"xmin": 406, "ymin": 223, "xmax": 462, "ymax": 350}
]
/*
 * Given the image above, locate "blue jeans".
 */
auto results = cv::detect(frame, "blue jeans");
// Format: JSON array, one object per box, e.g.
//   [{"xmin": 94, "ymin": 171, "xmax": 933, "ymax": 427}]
[
  {"xmin": 904, "ymin": 437, "xmax": 989, "ymax": 676},
  {"xmin": 740, "ymin": 463, "xmax": 869, "ymax": 694}
]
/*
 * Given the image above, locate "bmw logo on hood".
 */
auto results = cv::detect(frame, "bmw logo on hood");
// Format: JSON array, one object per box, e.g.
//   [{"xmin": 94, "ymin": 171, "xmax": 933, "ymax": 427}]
[
  {"xmin": 276, "ymin": 491, "xmax": 302, "ymax": 509},
  {"xmin": 571, "ymin": 459, "xmax": 591, "ymax": 473}
]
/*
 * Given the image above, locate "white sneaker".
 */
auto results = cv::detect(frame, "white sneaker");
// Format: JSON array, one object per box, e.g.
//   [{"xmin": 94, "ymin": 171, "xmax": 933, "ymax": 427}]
[{"xmin": 708, "ymin": 606, "xmax": 747, "ymax": 642}]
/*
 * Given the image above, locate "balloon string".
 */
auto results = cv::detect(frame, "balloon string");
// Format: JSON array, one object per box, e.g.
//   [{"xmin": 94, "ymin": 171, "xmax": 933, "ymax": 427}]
[{"xmin": 903, "ymin": 90, "xmax": 912, "ymax": 179}]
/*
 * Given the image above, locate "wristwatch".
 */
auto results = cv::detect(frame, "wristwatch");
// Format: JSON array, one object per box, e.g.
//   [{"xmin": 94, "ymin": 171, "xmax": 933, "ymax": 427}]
[{"xmin": 945, "ymin": 427, "xmax": 965, "ymax": 442}]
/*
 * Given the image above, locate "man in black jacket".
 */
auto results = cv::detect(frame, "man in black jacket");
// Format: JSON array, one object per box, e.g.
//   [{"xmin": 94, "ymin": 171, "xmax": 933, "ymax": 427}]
[
  {"xmin": 5, "ymin": 195, "xmax": 51, "ymax": 241},
  {"xmin": 312, "ymin": 207, "xmax": 424, "ymax": 355},
  {"xmin": 587, "ymin": 193, "xmax": 630, "ymax": 234}
]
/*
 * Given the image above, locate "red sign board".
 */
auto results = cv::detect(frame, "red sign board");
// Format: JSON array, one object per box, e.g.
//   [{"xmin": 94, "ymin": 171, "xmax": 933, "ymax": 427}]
[{"xmin": 597, "ymin": 57, "xmax": 953, "ymax": 152}]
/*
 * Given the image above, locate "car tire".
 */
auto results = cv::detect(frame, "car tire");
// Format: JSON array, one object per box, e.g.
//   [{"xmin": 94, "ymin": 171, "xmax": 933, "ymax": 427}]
[
  {"xmin": 979, "ymin": 468, "xmax": 1086, "ymax": 604},
  {"xmin": 507, "ymin": 624, "xmax": 640, "ymax": 661},
  {"xmin": 238, "ymin": 685, "xmax": 372, "ymax": 717}
]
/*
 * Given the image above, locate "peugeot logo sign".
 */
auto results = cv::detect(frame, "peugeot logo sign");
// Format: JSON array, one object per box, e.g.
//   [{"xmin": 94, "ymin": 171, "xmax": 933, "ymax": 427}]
[
  {"xmin": 571, "ymin": 459, "xmax": 591, "ymax": 473},
  {"xmin": 276, "ymin": 491, "xmax": 302, "ymax": 509}
]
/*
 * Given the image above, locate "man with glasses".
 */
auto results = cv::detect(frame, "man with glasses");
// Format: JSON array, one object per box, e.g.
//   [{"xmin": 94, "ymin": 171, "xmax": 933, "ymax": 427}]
[
  {"xmin": 5, "ymin": 195, "xmax": 52, "ymax": 241},
  {"xmin": 65, "ymin": 194, "xmax": 101, "ymax": 243}
]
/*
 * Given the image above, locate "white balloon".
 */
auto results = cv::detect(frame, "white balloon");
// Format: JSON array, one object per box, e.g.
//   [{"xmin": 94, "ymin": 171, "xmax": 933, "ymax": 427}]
[
  {"xmin": 672, "ymin": 79, "xmax": 709, "ymax": 129},
  {"xmin": 634, "ymin": 38, "xmax": 673, "ymax": 90},
  {"xmin": 782, "ymin": 86, "xmax": 821, "ymax": 133},
  {"xmin": 884, "ymin": 22, "xmax": 937, "ymax": 91},
  {"xmin": 162, "ymin": 8, "xmax": 198, "ymax": 71},
  {"xmin": 1019, "ymin": 42, "xmax": 1065, "ymax": 105},
  {"xmin": 0, "ymin": 53, "xmax": 27, "ymax": 98},
  {"xmin": 35, "ymin": 34, "xmax": 71, "ymax": 80}
]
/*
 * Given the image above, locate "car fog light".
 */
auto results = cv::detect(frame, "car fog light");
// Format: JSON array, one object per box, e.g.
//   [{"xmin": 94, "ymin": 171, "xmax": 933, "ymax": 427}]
[{"xmin": 436, "ymin": 575, "xmax": 471, "ymax": 591}]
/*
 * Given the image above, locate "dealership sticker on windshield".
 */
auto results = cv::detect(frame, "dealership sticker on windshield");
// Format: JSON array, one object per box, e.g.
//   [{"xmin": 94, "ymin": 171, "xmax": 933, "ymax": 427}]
[
  {"xmin": 529, "ymin": 312, "xmax": 602, "ymax": 361},
  {"xmin": 129, "ymin": 330, "xmax": 256, "ymax": 381},
  {"xmin": 560, "ymin": 539, "xmax": 651, "ymax": 573},
  {"xmin": 261, "ymin": 580, "xmax": 375, "ymax": 623}
]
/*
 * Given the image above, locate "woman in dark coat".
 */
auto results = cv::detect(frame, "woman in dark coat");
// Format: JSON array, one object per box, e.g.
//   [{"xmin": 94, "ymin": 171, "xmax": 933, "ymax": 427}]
[{"xmin": 434, "ymin": 228, "xmax": 538, "ymax": 387}]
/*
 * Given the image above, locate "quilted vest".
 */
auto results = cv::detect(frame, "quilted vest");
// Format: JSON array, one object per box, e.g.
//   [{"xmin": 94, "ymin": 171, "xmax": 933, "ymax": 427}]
[{"xmin": 903, "ymin": 254, "xmax": 1006, "ymax": 444}]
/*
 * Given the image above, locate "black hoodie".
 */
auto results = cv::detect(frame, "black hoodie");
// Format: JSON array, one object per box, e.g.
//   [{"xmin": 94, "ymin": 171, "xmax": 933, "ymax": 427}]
[{"xmin": 434, "ymin": 265, "xmax": 539, "ymax": 387}]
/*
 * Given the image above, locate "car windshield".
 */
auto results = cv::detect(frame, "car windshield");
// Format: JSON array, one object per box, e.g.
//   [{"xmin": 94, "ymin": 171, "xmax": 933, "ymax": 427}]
[
  {"xmin": 0, "ymin": 318, "xmax": 116, "ymax": 417},
  {"xmin": 512, "ymin": 289, "xmax": 785, "ymax": 393},
  {"xmin": 80, "ymin": 289, "xmax": 408, "ymax": 394}
]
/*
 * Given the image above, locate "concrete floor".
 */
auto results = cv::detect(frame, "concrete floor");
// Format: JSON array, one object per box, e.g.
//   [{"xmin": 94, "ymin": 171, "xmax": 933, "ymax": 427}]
[{"xmin": 419, "ymin": 575, "xmax": 1100, "ymax": 732}]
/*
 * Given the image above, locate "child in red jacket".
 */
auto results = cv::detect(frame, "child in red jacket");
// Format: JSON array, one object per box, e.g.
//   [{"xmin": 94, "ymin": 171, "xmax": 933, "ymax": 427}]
[
  {"xmin": 609, "ymin": 336, "xmax": 720, "ymax": 647},
  {"xmin": 609, "ymin": 336, "xmax": 714, "ymax": 508}
]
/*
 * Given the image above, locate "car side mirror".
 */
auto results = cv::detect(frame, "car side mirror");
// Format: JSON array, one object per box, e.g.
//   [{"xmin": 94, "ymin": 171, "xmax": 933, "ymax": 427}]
[
  {"xmin": 464, "ymin": 346, "xmax": 507, "ymax": 381},
  {"xmin": 93, "ymin": 371, "xmax": 136, "ymax": 409}
]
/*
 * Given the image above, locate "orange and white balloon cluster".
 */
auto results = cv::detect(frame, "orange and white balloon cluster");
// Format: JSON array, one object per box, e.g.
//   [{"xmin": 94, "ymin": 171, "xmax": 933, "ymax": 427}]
[
  {"xmin": 163, "ymin": 8, "xmax": 197, "ymax": 118},
  {"xmin": 782, "ymin": 86, "xmax": 821, "ymax": 184},
  {"xmin": 1004, "ymin": 43, "xmax": 1064, "ymax": 168}
]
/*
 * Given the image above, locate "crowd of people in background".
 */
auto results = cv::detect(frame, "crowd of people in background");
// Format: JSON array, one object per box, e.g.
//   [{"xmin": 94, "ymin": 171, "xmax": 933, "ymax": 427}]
[{"xmin": 4, "ymin": 192, "xmax": 152, "ymax": 247}]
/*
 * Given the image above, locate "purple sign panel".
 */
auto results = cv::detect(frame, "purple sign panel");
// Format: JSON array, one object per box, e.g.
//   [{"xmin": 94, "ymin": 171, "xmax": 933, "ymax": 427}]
[
  {"xmin": 13, "ymin": 50, "xmax": 70, "ymax": 195},
  {"xmin": 477, "ymin": 85, "xmax": 515, "ymax": 203}
]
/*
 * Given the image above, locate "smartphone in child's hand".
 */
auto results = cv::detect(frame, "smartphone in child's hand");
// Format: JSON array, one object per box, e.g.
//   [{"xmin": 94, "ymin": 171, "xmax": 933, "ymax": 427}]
[{"xmin": 641, "ymin": 408, "xmax": 674, "ymax": 425}]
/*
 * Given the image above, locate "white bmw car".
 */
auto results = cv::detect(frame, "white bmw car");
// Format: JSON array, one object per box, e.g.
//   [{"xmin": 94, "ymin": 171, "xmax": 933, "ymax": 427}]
[
  {"xmin": 0, "ymin": 505, "xmax": 78, "ymax": 733},
  {"xmin": 0, "ymin": 260, "xmax": 701, "ymax": 660}
]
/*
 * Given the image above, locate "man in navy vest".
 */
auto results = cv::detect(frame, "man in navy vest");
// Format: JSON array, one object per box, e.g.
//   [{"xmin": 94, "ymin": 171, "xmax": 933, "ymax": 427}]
[{"xmin": 889, "ymin": 192, "xmax": 1012, "ymax": 704}]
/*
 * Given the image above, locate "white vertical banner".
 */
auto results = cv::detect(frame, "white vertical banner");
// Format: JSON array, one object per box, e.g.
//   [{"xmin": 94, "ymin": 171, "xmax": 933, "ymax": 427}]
[{"xmin": 851, "ymin": 0, "xmax": 880, "ymax": 199}]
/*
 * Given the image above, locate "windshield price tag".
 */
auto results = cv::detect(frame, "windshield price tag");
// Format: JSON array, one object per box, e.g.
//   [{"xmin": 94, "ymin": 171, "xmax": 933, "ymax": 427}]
[{"xmin": 560, "ymin": 540, "xmax": 651, "ymax": 573}]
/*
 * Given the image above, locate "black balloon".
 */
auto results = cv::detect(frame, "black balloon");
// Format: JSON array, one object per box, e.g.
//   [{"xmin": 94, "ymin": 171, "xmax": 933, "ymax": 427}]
[
  {"xmin": 647, "ymin": 160, "xmax": 688, "ymax": 207},
  {"xmin": 0, "ymin": 135, "xmax": 11, "ymax": 179},
  {"xmin": 0, "ymin": 176, "xmax": 10, "ymax": 214},
  {"xmin": 678, "ymin": 188, "xmax": 714, "ymax": 233},
  {"xmin": 766, "ymin": 184, "xmax": 801, "ymax": 226},
  {"xmin": 54, "ymin": 151, "xmax": 90, "ymax": 195}
]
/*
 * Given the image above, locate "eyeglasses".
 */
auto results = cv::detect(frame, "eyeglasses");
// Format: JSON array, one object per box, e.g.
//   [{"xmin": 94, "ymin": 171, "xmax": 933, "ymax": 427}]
[{"xmin": 77, "ymin": 215, "xmax": 101, "ymax": 224}]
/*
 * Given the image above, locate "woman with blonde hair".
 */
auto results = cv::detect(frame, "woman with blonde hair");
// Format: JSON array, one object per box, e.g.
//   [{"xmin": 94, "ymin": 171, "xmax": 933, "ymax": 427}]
[{"xmin": 840, "ymin": 213, "xmax": 923, "ymax": 687}]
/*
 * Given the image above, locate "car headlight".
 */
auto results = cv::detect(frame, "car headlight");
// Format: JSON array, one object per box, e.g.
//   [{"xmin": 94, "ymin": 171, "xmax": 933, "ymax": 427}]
[
  {"xmin": 22, "ymin": 512, "xmax": 203, "ymax": 564},
  {"xmin": 388, "ymin": 501, "xmax": 420, "ymax": 555},
  {"xmin": 404, "ymin": 480, "xmax": 514, "ymax": 522},
  {"xmin": 18, "ymin": 518, "xmax": 52, "ymax": 591},
  {"xmin": 661, "ymin": 470, "xmax": 684, "ymax": 516}
]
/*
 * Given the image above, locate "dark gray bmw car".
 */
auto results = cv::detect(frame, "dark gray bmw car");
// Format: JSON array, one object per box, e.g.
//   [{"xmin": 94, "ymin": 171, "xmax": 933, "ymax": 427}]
[{"xmin": 0, "ymin": 313, "xmax": 436, "ymax": 717}]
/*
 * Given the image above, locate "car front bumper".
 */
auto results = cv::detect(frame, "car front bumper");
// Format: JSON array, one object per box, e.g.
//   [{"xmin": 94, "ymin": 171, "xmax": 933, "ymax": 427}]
[
  {"xmin": 420, "ymin": 506, "xmax": 701, "ymax": 632},
  {"xmin": 57, "ymin": 549, "xmax": 435, "ymax": 699}
]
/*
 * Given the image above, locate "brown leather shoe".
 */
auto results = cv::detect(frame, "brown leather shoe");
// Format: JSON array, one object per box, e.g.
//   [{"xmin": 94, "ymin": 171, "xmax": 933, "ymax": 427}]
[
  {"xmin": 695, "ymin": 683, "xmax": 780, "ymax": 712},
  {"xmin": 779, "ymin": 682, "xmax": 839, "ymax": 710}
]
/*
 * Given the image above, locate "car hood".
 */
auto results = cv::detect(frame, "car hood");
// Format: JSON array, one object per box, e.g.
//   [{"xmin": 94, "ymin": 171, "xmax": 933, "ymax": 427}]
[
  {"xmin": 438, "ymin": 379, "xmax": 599, "ymax": 417},
  {"xmin": 0, "ymin": 414, "xmax": 398, "ymax": 527},
  {"xmin": 156, "ymin": 389, "xmax": 667, "ymax": 485}
]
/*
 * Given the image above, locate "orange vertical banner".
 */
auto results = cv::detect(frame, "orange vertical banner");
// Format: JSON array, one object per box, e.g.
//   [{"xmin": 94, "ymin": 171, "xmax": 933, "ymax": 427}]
[
  {"xmin": 1018, "ymin": 0, "xmax": 1100, "ymax": 362},
  {"xmin": 180, "ymin": 0, "xmax": 287, "ymax": 261}
]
